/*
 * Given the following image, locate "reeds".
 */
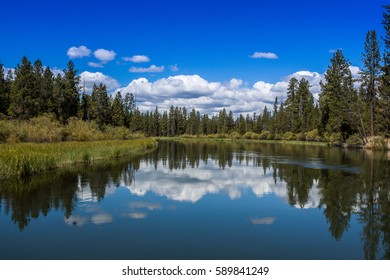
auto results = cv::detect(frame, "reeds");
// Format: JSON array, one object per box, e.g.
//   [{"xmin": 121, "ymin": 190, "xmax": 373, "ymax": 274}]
[{"xmin": 0, "ymin": 139, "xmax": 157, "ymax": 180}]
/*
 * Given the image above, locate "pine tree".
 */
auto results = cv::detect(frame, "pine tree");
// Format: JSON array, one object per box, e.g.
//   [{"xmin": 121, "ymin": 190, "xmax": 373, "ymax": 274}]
[
  {"xmin": 61, "ymin": 60, "xmax": 80, "ymax": 122},
  {"xmin": 111, "ymin": 91, "xmax": 125, "ymax": 126},
  {"xmin": 32, "ymin": 59, "xmax": 45, "ymax": 115},
  {"xmin": 0, "ymin": 63, "xmax": 10, "ymax": 115},
  {"xmin": 9, "ymin": 56, "xmax": 35, "ymax": 119},
  {"xmin": 284, "ymin": 77, "xmax": 299, "ymax": 132},
  {"xmin": 381, "ymin": 5, "xmax": 390, "ymax": 136},
  {"xmin": 90, "ymin": 83, "xmax": 110, "ymax": 128},
  {"xmin": 361, "ymin": 30, "xmax": 381, "ymax": 136},
  {"xmin": 319, "ymin": 50, "xmax": 357, "ymax": 139},
  {"xmin": 42, "ymin": 67, "xmax": 54, "ymax": 114},
  {"xmin": 79, "ymin": 92, "xmax": 91, "ymax": 121}
]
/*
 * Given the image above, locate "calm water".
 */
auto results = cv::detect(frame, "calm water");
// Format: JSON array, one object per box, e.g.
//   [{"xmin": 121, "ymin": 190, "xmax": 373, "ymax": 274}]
[{"xmin": 0, "ymin": 140, "xmax": 389, "ymax": 260}]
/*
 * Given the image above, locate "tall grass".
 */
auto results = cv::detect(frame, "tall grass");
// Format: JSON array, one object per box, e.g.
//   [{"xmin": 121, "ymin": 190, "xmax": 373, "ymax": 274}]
[{"xmin": 0, "ymin": 139, "xmax": 157, "ymax": 180}]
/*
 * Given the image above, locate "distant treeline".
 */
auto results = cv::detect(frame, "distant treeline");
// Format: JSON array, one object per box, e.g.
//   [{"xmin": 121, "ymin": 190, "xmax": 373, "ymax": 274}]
[{"xmin": 1, "ymin": 6, "xmax": 390, "ymax": 144}]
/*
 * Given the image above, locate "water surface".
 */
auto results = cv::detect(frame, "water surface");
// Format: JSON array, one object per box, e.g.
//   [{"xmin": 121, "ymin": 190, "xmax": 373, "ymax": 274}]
[{"xmin": 1, "ymin": 140, "xmax": 389, "ymax": 260}]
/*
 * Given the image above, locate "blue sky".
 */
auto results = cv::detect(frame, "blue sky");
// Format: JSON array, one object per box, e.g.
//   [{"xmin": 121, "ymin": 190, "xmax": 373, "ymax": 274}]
[{"xmin": 0, "ymin": 0, "xmax": 387, "ymax": 115}]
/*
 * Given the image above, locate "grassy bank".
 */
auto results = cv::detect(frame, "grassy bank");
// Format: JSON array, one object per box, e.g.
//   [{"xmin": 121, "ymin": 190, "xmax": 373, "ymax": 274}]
[
  {"xmin": 0, "ymin": 138, "xmax": 157, "ymax": 180},
  {"xmin": 158, "ymin": 136, "xmax": 330, "ymax": 147}
]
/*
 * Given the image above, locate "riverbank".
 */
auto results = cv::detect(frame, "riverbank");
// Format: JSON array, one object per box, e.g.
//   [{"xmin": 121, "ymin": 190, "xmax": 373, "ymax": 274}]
[
  {"xmin": 0, "ymin": 138, "xmax": 157, "ymax": 180},
  {"xmin": 158, "ymin": 135, "xmax": 390, "ymax": 150}
]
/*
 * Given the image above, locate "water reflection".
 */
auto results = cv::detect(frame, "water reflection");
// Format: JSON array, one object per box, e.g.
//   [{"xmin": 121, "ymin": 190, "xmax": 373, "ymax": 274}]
[{"xmin": 0, "ymin": 140, "xmax": 389, "ymax": 259}]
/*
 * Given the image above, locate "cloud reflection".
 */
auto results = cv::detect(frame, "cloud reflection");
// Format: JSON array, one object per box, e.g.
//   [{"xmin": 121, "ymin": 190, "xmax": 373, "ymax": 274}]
[
  {"xmin": 91, "ymin": 213, "xmax": 113, "ymax": 225},
  {"xmin": 127, "ymin": 212, "xmax": 148, "ymax": 219},
  {"xmin": 250, "ymin": 217, "xmax": 276, "ymax": 225},
  {"xmin": 122, "ymin": 160, "xmax": 321, "ymax": 208}
]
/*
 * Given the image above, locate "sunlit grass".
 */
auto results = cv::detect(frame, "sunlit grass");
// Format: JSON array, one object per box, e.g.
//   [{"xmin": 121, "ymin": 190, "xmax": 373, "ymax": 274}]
[{"xmin": 0, "ymin": 139, "xmax": 157, "ymax": 180}]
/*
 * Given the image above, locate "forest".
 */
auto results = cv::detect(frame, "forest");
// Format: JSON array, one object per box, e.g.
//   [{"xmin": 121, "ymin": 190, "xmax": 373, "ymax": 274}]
[{"xmin": 1, "ymin": 6, "xmax": 390, "ymax": 147}]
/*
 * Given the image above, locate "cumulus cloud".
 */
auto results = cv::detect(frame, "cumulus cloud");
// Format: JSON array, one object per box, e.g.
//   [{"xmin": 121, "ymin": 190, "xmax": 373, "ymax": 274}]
[
  {"xmin": 122, "ymin": 55, "xmax": 150, "ymax": 63},
  {"xmin": 250, "ymin": 52, "xmax": 278, "ymax": 59},
  {"xmin": 115, "ymin": 71, "xmax": 323, "ymax": 116},
  {"xmin": 79, "ymin": 71, "xmax": 120, "ymax": 94},
  {"xmin": 67, "ymin": 46, "xmax": 91, "ymax": 59},
  {"xmin": 88, "ymin": 62, "xmax": 104, "ymax": 68},
  {"xmin": 94, "ymin": 49, "xmax": 116, "ymax": 62},
  {"xmin": 129, "ymin": 65, "xmax": 165, "ymax": 73},
  {"xmin": 169, "ymin": 64, "xmax": 179, "ymax": 72}
]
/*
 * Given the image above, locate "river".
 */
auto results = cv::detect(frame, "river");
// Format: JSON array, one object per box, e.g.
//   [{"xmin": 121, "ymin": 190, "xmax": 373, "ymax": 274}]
[{"xmin": 0, "ymin": 140, "xmax": 389, "ymax": 259}]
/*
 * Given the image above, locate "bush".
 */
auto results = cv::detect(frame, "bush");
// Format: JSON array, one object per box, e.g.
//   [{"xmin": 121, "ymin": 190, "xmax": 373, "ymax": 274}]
[
  {"xmin": 305, "ymin": 129, "xmax": 322, "ymax": 142},
  {"xmin": 0, "ymin": 120, "xmax": 12, "ymax": 143},
  {"xmin": 259, "ymin": 130, "xmax": 272, "ymax": 140},
  {"xmin": 229, "ymin": 132, "xmax": 241, "ymax": 139},
  {"xmin": 295, "ymin": 132, "xmax": 306, "ymax": 141},
  {"xmin": 273, "ymin": 133, "xmax": 282, "ymax": 140},
  {"xmin": 282, "ymin": 131, "xmax": 295, "ymax": 141},
  {"xmin": 365, "ymin": 136, "xmax": 387, "ymax": 150},
  {"xmin": 243, "ymin": 132, "xmax": 261, "ymax": 140},
  {"xmin": 346, "ymin": 134, "xmax": 363, "ymax": 148},
  {"xmin": 65, "ymin": 118, "xmax": 103, "ymax": 141},
  {"xmin": 329, "ymin": 132, "xmax": 343, "ymax": 145},
  {"xmin": 24, "ymin": 115, "xmax": 65, "ymax": 142}
]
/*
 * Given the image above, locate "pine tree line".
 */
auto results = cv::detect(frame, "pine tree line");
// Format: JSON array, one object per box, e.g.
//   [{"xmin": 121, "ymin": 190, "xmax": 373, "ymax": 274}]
[{"xmin": 1, "ymin": 5, "xmax": 390, "ymax": 142}]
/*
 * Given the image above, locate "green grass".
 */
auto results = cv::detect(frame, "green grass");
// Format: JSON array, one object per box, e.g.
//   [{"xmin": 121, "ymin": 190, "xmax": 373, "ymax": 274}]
[{"xmin": 0, "ymin": 138, "xmax": 157, "ymax": 180}]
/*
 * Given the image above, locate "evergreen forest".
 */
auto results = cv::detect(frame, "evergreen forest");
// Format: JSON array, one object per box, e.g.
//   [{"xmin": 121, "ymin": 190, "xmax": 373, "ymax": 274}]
[{"xmin": 1, "ymin": 6, "xmax": 390, "ymax": 147}]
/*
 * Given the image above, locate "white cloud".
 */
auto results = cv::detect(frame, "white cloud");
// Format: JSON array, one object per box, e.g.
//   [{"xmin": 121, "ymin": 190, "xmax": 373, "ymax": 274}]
[
  {"xmin": 3, "ymin": 67, "xmax": 15, "ymax": 79},
  {"xmin": 67, "ymin": 46, "xmax": 91, "ymax": 59},
  {"xmin": 51, "ymin": 67, "xmax": 64, "ymax": 77},
  {"xmin": 115, "ymin": 71, "xmax": 322, "ymax": 116},
  {"xmin": 349, "ymin": 66, "xmax": 360, "ymax": 78},
  {"xmin": 88, "ymin": 62, "xmax": 104, "ymax": 68},
  {"xmin": 79, "ymin": 71, "xmax": 120, "ymax": 94},
  {"xmin": 94, "ymin": 49, "xmax": 116, "ymax": 62},
  {"xmin": 330, "ymin": 48, "xmax": 342, "ymax": 53},
  {"xmin": 129, "ymin": 65, "xmax": 165, "ymax": 73},
  {"xmin": 250, "ymin": 52, "xmax": 278, "ymax": 59},
  {"xmin": 123, "ymin": 55, "xmax": 150, "ymax": 63},
  {"xmin": 169, "ymin": 64, "xmax": 179, "ymax": 72}
]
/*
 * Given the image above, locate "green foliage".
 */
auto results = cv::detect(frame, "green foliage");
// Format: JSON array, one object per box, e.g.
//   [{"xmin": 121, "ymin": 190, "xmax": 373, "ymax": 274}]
[
  {"xmin": 243, "ymin": 132, "xmax": 258, "ymax": 139},
  {"xmin": 259, "ymin": 130, "xmax": 272, "ymax": 140},
  {"xmin": 319, "ymin": 50, "xmax": 357, "ymax": 138},
  {"xmin": 229, "ymin": 131, "xmax": 241, "ymax": 139},
  {"xmin": 283, "ymin": 131, "xmax": 295, "ymax": 141},
  {"xmin": 346, "ymin": 134, "xmax": 363, "ymax": 148},
  {"xmin": 305, "ymin": 129, "xmax": 322, "ymax": 142},
  {"xmin": 329, "ymin": 132, "xmax": 344, "ymax": 144},
  {"xmin": 65, "ymin": 117, "xmax": 103, "ymax": 141}
]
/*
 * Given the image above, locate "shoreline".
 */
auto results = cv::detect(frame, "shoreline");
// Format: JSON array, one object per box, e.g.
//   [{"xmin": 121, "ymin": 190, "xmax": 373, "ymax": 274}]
[{"xmin": 0, "ymin": 138, "xmax": 157, "ymax": 180}]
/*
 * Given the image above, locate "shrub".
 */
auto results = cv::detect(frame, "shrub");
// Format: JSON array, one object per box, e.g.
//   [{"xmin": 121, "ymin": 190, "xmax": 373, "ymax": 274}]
[
  {"xmin": 229, "ymin": 132, "xmax": 241, "ymax": 139},
  {"xmin": 329, "ymin": 132, "xmax": 343, "ymax": 145},
  {"xmin": 346, "ymin": 134, "xmax": 363, "ymax": 148},
  {"xmin": 282, "ymin": 131, "xmax": 295, "ymax": 141},
  {"xmin": 305, "ymin": 129, "xmax": 322, "ymax": 142},
  {"xmin": 273, "ymin": 133, "xmax": 282, "ymax": 140},
  {"xmin": 24, "ymin": 115, "xmax": 65, "ymax": 142},
  {"xmin": 0, "ymin": 120, "xmax": 12, "ymax": 143},
  {"xmin": 65, "ymin": 118, "xmax": 103, "ymax": 141},
  {"xmin": 365, "ymin": 136, "xmax": 387, "ymax": 150},
  {"xmin": 243, "ymin": 132, "xmax": 260, "ymax": 140},
  {"xmin": 259, "ymin": 130, "xmax": 272, "ymax": 140},
  {"xmin": 295, "ymin": 132, "xmax": 306, "ymax": 141}
]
